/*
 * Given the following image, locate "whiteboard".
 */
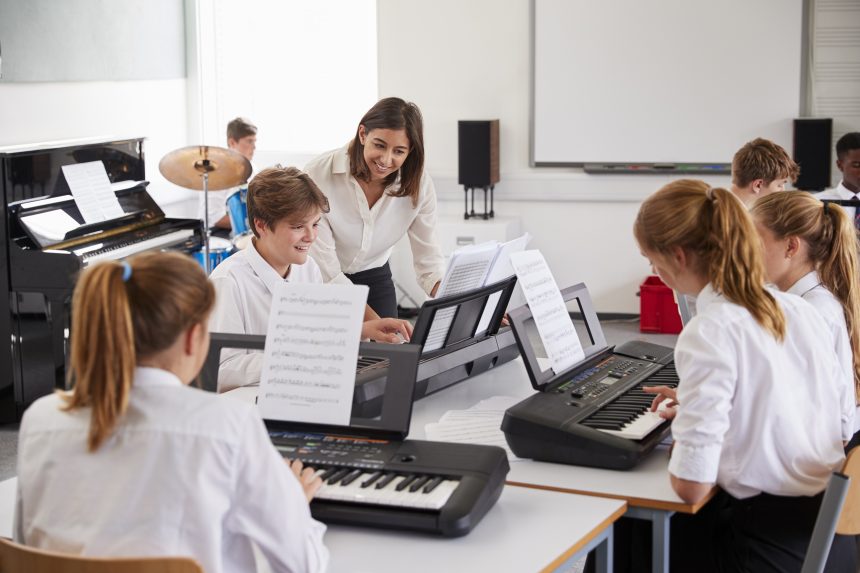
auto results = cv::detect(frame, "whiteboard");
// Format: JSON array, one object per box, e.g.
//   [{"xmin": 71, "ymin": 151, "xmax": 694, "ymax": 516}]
[{"xmin": 532, "ymin": 0, "xmax": 803, "ymax": 165}]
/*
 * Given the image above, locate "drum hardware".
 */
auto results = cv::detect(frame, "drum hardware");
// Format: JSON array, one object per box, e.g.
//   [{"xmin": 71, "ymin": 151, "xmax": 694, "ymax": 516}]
[{"xmin": 158, "ymin": 146, "xmax": 251, "ymax": 273}]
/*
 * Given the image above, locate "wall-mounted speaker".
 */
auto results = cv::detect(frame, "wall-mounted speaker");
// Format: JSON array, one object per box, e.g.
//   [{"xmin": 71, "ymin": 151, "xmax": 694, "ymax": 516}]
[
  {"xmin": 793, "ymin": 118, "xmax": 833, "ymax": 191},
  {"xmin": 458, "ymin": 120, "xmax": 500, "ymax": 188}
]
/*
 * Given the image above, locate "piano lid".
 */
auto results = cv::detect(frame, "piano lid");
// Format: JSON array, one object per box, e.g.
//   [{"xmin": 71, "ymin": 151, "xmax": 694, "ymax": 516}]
[{"xmin": 0, "ymin": 137, "xmax": 145, "ymax": 204}]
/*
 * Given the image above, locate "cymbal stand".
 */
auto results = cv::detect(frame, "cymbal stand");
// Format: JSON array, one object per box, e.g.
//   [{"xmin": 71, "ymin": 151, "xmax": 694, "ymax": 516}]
[{"xmin": 195, "ymin": 155, "xmax": 214, "ymax": 274}]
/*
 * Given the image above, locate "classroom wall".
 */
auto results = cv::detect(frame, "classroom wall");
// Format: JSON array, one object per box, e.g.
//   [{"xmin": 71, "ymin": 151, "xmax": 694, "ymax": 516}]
[
  {"xmin": 377, "ymin": 0, "xmax": 733, "ymax": 313},
  {"xmin": 0, "ymin": 80, "xmax": 191, "ymax": 206}
]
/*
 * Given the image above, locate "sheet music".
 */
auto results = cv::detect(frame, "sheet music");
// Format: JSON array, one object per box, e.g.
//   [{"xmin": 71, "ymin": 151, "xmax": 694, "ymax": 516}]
[
  {"xmin": 258, "ymin": 283, "xmax": 368, "ymax": 426},
  {"xmin": 424, "ymin": 396, "xmax": 523, "ymax": 462},
  {"xmin": 474, "ymin": 233, "xmax": 532, "ymax": 334},
  {"xmin": 423, "ymin": 242, "xmax": 497, "ymax": 352},
  {"xmin": 510, "ymin": 250, "xmax": 583, "ymax": 373},
  {"xmin": 20, "ymin": 209, "xmax": 80, "ymax": 246},
  {"xmin": 61, "ymin": 161, "xmax": 124, "ymax": 224}
]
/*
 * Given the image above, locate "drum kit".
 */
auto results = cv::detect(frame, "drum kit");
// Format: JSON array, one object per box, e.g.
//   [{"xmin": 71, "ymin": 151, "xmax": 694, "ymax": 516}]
[{"xmin": 158, "ymin": 145, "xmax": 255, "ymax": 273}]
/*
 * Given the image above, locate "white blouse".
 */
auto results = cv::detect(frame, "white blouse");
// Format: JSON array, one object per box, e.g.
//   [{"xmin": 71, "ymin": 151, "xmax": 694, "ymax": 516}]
[
  {"xmin": 787, "ymin": 270, "xmax": 859, "ymax": 436},
  {"xmin": 304, "ymin": 144, "xmax": 445, "ymax": 295},
  {"xmin": 209, "ymin": 243, "xmax": 323, "ymax": 391},
  {"xmin": 14, "ymin": 367, "xmax": 328, "ymax": 573},
  {"xmin": 669, "ymin": 284, "xmax": 846, "ymax": 499}
]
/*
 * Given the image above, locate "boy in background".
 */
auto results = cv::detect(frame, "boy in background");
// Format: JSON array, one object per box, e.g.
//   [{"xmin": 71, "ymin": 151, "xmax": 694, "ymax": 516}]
[
  {"xmin": 729, "ymin": 137, "xmax": 800, "ymax": 207},
  {"xmin": 816, "ymin": 133, "xmax": 860, "ymax": 228},
  {"xmin": 200, "ymin": 117, "xmax": 258, "ymax": 231}
]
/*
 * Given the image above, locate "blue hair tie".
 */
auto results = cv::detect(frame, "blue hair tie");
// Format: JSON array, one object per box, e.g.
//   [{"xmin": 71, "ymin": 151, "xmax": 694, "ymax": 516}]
[{"xmin": 120, "ymin": 261, "xmax": 132, "ymax": 282}]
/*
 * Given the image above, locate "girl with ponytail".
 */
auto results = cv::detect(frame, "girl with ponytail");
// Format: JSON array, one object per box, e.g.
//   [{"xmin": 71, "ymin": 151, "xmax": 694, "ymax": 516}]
[
  {"xmin": 14, "ymin": 252, "xmax": 328, "ymax": 573},
  {"xmin": 633, "ymin": 180, "xmax": 853, "ymax": 572},
  {"xmin": 752, "ymin": 192, "xmax": 860, "ymax": 449}
]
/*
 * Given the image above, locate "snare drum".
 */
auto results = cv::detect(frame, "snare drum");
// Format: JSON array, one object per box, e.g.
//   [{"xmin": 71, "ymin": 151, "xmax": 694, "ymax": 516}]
[
  {"xmin": 192, "ymin": 237, "xmax": 235, "ymax": 273},
  {"xmin": 226, "ymin": 186, "xmax": 255, "ymax": 252}
]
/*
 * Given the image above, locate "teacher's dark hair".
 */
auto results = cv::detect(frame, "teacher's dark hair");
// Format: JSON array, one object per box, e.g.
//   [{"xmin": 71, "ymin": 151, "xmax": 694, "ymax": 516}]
[{"xmin": 349, "ymin": 97, "xmax": 425, "ymax": 207}]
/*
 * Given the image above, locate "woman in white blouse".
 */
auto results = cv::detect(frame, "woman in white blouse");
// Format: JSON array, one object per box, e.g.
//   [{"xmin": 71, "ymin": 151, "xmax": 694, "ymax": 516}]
[
  {"xmin": 305, "ymin": 97, "xmax": 445, "ymax": 318},
  {"xmin": 752, "ymin": 191, "xmax": 860, "ymax": 450},
  {"xmin": 14, "ymin": 252, "xmax": 328, "ymax": 573},
  {"xmin": 634, "ymin": 180, "xmax": 854, "ymax": 572}
]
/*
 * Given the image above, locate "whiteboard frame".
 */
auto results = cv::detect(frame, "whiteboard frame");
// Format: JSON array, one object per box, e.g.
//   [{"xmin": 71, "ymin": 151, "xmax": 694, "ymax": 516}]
[{"xmin": 529, "ymin": 0, "xmax": 809, "ymax": 168}]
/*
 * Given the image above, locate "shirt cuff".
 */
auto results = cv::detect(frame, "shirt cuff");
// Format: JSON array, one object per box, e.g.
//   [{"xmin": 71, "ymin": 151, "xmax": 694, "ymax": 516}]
[
  {"xmin": 418, "ymin": 272, "xmax": 443, "ymax": 296},
  {"xmin": 667, "ymin": 441, "xmax": 722, "ymax": 484}
]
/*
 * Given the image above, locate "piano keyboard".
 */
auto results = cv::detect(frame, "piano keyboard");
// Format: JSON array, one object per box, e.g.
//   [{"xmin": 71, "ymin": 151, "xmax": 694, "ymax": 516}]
[
  {"xmin": 581, "ymin": 363, "xmax": 678, "ymax": 440},
  {"xmin": 309, "ymin": 465, "xmax": 460, "ymax": 510},
  {"xmin": 76, "ymin": 228, "xmax": 196, "ymax": 265}
]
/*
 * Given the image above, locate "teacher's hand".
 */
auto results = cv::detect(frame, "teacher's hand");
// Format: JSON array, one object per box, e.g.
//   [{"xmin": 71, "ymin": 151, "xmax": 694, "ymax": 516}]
[{"xmin": 430, "ymin": 281, "xmax": 441, "ymax": 298}]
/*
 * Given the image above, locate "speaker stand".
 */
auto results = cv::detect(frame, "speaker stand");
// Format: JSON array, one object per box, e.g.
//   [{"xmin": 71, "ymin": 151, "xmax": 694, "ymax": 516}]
[{"xmin": 463, "ymin": 185, "xmax": 495, "ymax": 220}]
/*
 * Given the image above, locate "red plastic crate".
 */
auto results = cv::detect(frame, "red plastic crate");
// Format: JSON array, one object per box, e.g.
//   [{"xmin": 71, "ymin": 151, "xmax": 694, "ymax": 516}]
[{"xmin": 639, "ymin": 275, "xmax": 683, "ymax": 334}]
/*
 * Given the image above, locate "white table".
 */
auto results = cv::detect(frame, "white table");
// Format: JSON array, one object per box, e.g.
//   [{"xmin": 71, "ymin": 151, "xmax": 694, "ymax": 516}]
[
  {"xmin": 0, "ymin": 474, "xmax": 625, "ymax": 573},
  {"xmin": 322, "ymin": 486, "xmax": 624, "ymax": 573},
  {"xmin": 407, "ymin": 358, "xmax": 715, "ymax": 573}
]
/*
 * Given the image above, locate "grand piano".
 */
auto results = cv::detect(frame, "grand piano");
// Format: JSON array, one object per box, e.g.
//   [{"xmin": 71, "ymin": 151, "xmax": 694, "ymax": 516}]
[{"xmin": 0, "ymin": 137, "xmax": 204, "ymax": 422}]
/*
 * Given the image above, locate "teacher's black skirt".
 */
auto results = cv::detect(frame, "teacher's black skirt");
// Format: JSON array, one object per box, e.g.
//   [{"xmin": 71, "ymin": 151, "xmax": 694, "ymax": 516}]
[{"xmin": 345, "ymin": 261, "xmax": 398, "ymax": 319}]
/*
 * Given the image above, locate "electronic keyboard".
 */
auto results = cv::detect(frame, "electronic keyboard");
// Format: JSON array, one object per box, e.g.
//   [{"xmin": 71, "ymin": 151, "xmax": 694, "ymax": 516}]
[
  {"xmin": 501, "ymin": 283, "xmax": 679, "ymax": 470},
  {"xmin": 270, "ymin": 430, "xmax": 509, "ymax": 537},
  {"xmin": 202, "ymin": 341, "xmax": 510, "ymax": 536}
]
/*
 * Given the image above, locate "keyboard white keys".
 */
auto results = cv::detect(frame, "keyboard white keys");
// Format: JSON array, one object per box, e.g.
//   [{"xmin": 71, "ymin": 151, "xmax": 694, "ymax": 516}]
[
  {"xmin": 595, "ymin": 401, "xmax": 669, "ymax": 440},
  {"xmin": 77, "ymin": 229, "xmax": 195, "ymax": 265},
  {"xmin": 312, "ymin": 468, "xmax": 459, "ymax": 510}
]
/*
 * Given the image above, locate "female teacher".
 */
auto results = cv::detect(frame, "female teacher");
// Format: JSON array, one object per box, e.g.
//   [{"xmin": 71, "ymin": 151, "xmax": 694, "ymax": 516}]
[{"xmin": 305, "ymin": 97, "xmax": 444, "ymax": 318}]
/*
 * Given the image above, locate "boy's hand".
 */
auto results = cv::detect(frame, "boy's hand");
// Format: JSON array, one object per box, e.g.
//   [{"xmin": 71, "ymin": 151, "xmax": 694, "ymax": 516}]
[{"xmin": 362, "ymin": 318, "xmax": 413, "ymax": 344}]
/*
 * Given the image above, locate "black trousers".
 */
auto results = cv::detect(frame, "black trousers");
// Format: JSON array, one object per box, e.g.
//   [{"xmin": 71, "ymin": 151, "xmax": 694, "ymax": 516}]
[
  {"xmin": 344, "ymin": 261, "xmax": 397, "ymax": 319},
  {"xmin": 588, "ymin": 490, "xmax": 857, "ymax": 572}
]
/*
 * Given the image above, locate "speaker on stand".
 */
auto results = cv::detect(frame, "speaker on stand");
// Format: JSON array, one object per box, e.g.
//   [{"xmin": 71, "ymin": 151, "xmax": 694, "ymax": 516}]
[
  {"xmin": 458, "ymin": 120, "xmax": 500, "ymax": 220},
  {"xmin": 793, "ymin": 118, "xmax": 833, "ymax": 191}
]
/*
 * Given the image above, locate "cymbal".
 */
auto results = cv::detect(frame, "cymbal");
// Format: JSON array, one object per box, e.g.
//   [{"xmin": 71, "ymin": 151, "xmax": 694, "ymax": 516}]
[{"xmin": 158, "ymin": 145, "xmax": 252, "ymax": 191}]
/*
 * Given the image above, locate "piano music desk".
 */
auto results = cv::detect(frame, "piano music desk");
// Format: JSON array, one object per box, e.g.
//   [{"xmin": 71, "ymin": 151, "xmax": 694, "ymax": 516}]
[{"xmin": 407, "ymin": 358, "xmax": 717, "ymax": 573}]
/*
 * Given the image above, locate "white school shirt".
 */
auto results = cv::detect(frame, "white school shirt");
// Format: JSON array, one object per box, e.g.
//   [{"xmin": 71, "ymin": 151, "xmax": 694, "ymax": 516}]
[
  {"xmin": 304, "ymin": 144, "xmax": 445, "ymax": 295},
  {"xmin": 209, "ymin": 241, "xmax": 323, "ymax": 391},
  {"xmin": 197, "ymin": 187, "xmax": 235, "ymax": 227},
  {"xmin": 668, "ymin": 284, "xmax": 846, "ymax": 499},
  {"xmin": 14, "ymin": 367, "xmax": 328, "ymax": 573},
  {"xmin": 787, "ymin": 271, "xmax": 859, "ymax": 436},
  {"xmin": 815, "ymin": 181, "xmax": 858, "ymax": 219}
]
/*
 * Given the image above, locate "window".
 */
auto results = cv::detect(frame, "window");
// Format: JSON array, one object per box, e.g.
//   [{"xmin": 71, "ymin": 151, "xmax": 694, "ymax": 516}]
[{"xmin": 194, "ymin": 0, "xmax": 378, "ymax": 168}]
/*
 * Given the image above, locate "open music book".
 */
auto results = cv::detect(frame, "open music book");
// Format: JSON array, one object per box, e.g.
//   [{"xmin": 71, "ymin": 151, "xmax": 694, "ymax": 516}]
[{"xmin": 423, "ymin": 233, "xmax": 531, "ymax": 352}]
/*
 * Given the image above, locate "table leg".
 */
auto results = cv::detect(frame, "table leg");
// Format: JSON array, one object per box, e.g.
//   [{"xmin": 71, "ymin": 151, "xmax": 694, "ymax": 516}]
[
  {"xmin": 624, "ymin": 506, "xmax": 674, "ymax": 573},
  {"xmin": 546, "ymin": 523, "xmax": 614, "ymax": 573}
]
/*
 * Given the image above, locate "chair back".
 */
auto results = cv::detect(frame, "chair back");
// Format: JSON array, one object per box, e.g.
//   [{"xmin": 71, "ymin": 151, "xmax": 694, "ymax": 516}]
[
  {"xmin": 0, "ymin": 537, "xmax": 203, "ymax": 573},
  {"xmin": 801, "ymin": 446, "xmax": 860, "ymax": 573},
  {"xmin": 836, "ymin": 446, "xmax": 860, "ymax": 535}
]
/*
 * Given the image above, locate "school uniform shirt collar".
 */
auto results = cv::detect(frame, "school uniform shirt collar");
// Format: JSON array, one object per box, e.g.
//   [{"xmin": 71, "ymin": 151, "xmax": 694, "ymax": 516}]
[
  {"xmin": 133, "ymin": 367, "xmax": 183, "ymax": 388},
  {"xmin": 835, "ymin": 182, "xmax": 859, "ymax": 201},
  {"xmin": 787, "ymin": 270, "xmax": 822, "ymax": 298},
  {"xmin": 692, "ymin": 283, "xmax": 721, "ymax": 314},
  {"xmin": 245, "ymin": 240, "xmax": 295, "ymax": 295}
]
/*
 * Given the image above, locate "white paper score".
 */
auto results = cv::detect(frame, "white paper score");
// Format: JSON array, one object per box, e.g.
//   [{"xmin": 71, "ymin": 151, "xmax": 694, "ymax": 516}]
[
  {"xmin": 509, "ymin": 250, "xmax": 584, "ymax": 373},
  {"xmin": 61, "ymin": 161, "xmax": 124, "ymax": 224},
  {"xmin": 258, "ymin": 282, "xmax": 368, "ymax": 426}
]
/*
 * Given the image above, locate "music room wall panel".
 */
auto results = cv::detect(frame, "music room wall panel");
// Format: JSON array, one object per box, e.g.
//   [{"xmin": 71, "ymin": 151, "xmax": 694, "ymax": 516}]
[{"xmin": 0, "ymin": 0, "xmax": 185, "ymax": 82}]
